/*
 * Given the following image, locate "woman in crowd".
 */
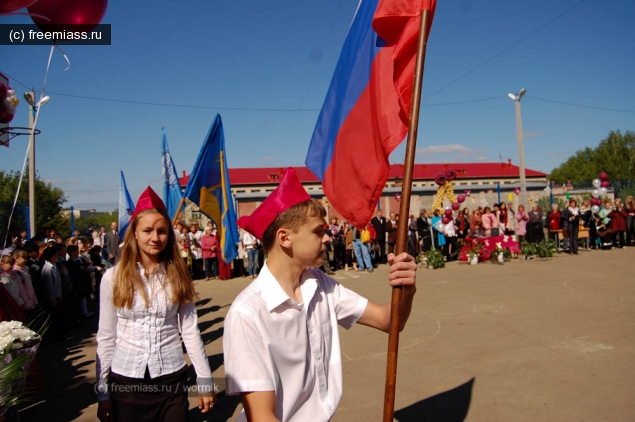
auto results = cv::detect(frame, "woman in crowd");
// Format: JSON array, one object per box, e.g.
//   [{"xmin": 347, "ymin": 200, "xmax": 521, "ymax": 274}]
[
  {"xmin": 625, "ymin": 195, "xmax": 635, "ymax": 246},
  {"xmin": 328, "ymin": 217, "xmax": 345, "ymax": 270},
  {"xmin": 431, "ymin": 209, "xmax": 446, "ymax": 250},
  {"xmin": 527, "ymin": 204, "xmax": 544, "ymax": 243},
  {"xmin": 417, "ymin": 209, "xmax": 432, "ymax": 253},
  {"xmin": 343, "ymin": 222, "xmax": 358, "ymax": 272},
  {"xmin": 481, "ymin": 207, "xmax": 498, "ymax": 237},
  {"xmin": 608, "ymin": 198, "xmax": 628, "ymax": 248},
  {"xmin": 96, "ymin": 187, "xmax": 215, "ymax": 422},
  {"xmin": 597, "ymin": 199, "xmax": 615, "ymax": 249},
  {"xmin": 456, "ymin": 208, "xmax": 471, "ymax": 239},
  {"xmin": 201, "ymin": 227, "xmax": 218, "ymax": 280},
  {"xmin": 506, "ymin": 203, "xmax": 516, "ymax": 234},
  {"xmin": 561, "ymin": 199, "xmax": 581, "ymax": 254},
  {"xmin": 470, "ymin": 207, "xmax": 482, "ymax": 237},
  {"xmin": 547, "ymin": 203, "xmax": 562, "ymax": 243},
  {"xmin": 515, "ymin": 205, "xmax": 529, "ymax": 243},
  {"xmin": 443, "ymin": 216, "xmax": 458, "ymax": 262}
]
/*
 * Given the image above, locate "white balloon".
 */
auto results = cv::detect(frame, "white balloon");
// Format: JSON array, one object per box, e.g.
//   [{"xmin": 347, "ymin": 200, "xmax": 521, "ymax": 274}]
[
  {"xmin": 3, "ymin": 97, "xmax": 12, "ymax": 107},
  {"xmin": 591, "ymin": 189, "xmax": 600, "ymax": 199},
  {"xmin": 591, "ymin": 205, "xmax": 600, "ymax": 214},
  {"xmin": 592, "ymin": 179, "xmax": 601, "ymax": 188},
  {"xmin": 6, "ymin": 89, "xmax": 15, "ymax": 97},
  {"xmin": 600, "ymin": 187, "xmax": 608, "ymax": 196}
]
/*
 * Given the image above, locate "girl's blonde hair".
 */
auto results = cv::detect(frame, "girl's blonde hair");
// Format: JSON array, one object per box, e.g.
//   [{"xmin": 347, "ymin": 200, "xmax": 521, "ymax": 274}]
[{"xmin": 112, "ymin": 209, "xmax": 197, "ymax": 309}]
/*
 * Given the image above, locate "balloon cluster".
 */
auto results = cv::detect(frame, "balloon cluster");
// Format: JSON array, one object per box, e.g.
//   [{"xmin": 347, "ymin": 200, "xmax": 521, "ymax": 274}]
[
  {"xmin": 513, "ymin": 187, "xmax": 521, "ymax": 195},
  {"xmin": 0, "ymin": 82, "xmax": 18, "ymax": 124},
  {"xmin": 432, "ymin": 168, "xmax": 459, "ymax": 213},
  {"xmin": 590, "ymin": 172, "xmax": 610, "ymax": 214}
]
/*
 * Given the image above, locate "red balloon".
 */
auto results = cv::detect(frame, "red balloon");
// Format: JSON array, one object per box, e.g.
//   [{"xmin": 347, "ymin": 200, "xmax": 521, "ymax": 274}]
[
  {"xmin": 444, "ymin": 209, "xmax": 453, "ymax": 218},
  {"xmin": 599, "ymin": 172, "xmax": 609, "ymax": 181},
  {"xmin": 600, "ymin": 181, "xmax": 610, "ymax": 188},
  {"xmin": 451, "ymin": 202, "xmax": 460, "ymax": 210},
  {"xmin": 441, "ymin": 217, "xmax": 451, "ymax": 225},
  {"xmin": 457, "ymin": 194, "xmax": 465, "ymax": 203},
  {"xmin": 0, "ymin": 82, "xmax": 7, "ymax": 99},
  {"xmin": 0, "ymin": 110, "xmax": 14, "ymax": 124},
  {"xmin": 0, "ymin": 0, "xmax": 37, "ymax": 15},
  {"xmin": 28, "ymin": 0, "xmax": 107, "ymax": 31}
]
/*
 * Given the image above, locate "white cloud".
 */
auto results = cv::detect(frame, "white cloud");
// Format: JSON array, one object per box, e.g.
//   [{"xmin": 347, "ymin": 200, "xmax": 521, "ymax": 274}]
[
  {"xmin": 523, "ymin": 130, "xmax": 543, "ymax": 138},
  {"xmin": 416, "ymin": 144, "xmax": 489, "ymax": 162}
]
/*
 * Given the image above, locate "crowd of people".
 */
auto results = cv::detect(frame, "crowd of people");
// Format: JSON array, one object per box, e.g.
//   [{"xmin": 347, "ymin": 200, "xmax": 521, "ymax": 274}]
[
  {"xmin": 0, "ymin": 227, "xmax": 110, "ymax": 343},
  {"xmin": 317, "ymin": 194, "xmax": 635, "ymax": 268}
]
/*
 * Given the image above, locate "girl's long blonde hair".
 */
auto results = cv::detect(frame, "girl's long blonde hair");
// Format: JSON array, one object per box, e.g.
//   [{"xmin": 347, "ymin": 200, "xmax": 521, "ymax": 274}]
[{"xmin": 112, "ymin": 209, "xmax": 197, "ymax": 309}]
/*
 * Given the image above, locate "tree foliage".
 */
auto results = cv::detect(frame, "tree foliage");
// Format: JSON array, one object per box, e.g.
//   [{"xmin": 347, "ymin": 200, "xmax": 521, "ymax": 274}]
[
  {"xmin": 549, "ymin": 130, "xmax": 635, "ymax": 183},
  {"xmin": 0, "ymin": 170, "xmax": 68, "ymax": 241}
]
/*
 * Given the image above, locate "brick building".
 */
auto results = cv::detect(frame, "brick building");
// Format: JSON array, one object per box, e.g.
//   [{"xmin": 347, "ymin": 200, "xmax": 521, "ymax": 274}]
[{"xmin": 177, "ymin": 160, "xmax": 549, "ymax": 225}]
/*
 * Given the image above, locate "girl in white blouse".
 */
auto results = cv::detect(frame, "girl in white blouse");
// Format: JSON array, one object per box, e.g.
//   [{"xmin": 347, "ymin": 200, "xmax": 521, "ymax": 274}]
[{"xmin": 96, "ymin": 187, "xmax": 215, "ymax": 422}]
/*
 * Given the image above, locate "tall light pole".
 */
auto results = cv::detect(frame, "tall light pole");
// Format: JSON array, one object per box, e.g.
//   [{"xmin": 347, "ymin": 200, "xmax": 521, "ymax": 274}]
[
  {"xmin": 508, "ymin": 88, "xmax": 527, "ymax": 206},
  {"xmin": 23, "ymin": 90, "xmax": 50, "ymax": 238}
]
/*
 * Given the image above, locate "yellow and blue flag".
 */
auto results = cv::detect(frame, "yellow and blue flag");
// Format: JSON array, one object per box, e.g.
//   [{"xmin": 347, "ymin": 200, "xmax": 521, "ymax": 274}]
[{"xmin": 183, "ymin": 114, "xmax": 239, "ymax": 263}]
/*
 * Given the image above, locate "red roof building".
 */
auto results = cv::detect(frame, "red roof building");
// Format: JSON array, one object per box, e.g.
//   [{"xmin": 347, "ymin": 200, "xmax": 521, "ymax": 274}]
[{"xmin": 178, "ymin": 160, "xmax": 548, "ymax": 221}]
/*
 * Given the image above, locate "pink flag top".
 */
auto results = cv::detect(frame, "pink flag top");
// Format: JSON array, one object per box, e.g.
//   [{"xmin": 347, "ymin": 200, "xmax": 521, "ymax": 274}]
[
  {"xmin": 305, "ymin": 0, "xmax": 436, "ymax": 228},
  {"xmin": 237, "ymin": 167, "xmax": 312, "ymax": 240},
  {"xmin": 130, "ymin": 186, "xmax": 168, "ymax": 221}
]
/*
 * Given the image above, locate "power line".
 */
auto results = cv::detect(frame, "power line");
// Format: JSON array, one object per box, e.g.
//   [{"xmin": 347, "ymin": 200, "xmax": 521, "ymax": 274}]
[
  {"xmin": 422, "ymin": 0, "xmax": 589, "ymax": 101},
  {"xmin": 526, "ymin": 95, "xmax": 635, "ymax": 114}
]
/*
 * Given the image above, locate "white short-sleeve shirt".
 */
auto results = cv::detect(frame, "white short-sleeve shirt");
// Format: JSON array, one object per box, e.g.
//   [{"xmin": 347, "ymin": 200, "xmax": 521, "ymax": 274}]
[{"xmin": 223, "ymin": 261, "xmax": 368, "ymax": 422}]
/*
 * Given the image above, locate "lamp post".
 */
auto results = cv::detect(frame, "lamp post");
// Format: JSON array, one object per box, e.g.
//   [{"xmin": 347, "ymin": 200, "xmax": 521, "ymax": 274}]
[
  {"xmin": 23, "ymin": 90, "xmax": 50, "ymax": 239},
  {"xmin": 508, "ymin": 88, "xmax": 527, "ymax": 206}
]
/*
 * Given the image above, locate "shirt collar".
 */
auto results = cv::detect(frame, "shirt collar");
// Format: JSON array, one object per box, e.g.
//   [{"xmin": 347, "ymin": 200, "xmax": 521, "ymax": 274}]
[{"xmin": 258, "ymin": 261, "xmax": 318, "ymax": 312}]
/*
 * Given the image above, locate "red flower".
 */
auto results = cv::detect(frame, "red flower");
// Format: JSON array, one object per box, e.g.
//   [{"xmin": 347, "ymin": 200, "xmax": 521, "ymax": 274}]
[
  {"xmin": 445, "ymin": 168, "xmax": 457, "ymax": 181},
  {"xmin": 435, "ymin": 174, "xmax": 446, "ymax": 186}
]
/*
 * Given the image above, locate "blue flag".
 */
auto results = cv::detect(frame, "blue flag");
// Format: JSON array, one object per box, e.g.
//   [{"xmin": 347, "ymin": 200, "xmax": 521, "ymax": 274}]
[
  {"xmin": 118, "ymin": 171, "xmax": 135, "ymax": 240},
  {"xmin": 183, "ymin": 114, "xmax": 239, "ymax": 263},
  {"xmin": 161, "ymin": 128, "xmax": 183, "ymax": 220}
]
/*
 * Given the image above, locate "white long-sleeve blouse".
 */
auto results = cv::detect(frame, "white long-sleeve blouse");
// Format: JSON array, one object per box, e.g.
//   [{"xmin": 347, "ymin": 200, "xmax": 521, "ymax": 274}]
[{"xmin": 96, "ymin": 264, "xmax": 212, "ymax": 401}]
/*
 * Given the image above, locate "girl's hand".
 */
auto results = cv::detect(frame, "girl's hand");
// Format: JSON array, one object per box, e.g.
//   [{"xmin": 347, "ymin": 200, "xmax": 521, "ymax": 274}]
[{"xmin": 199, "ymin": 391, "xmax": 217, "ymax": 413}]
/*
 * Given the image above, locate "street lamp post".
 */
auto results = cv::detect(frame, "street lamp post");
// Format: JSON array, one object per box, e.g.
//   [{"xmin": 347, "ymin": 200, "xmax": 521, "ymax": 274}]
[
  {"xmin": 23, "ymin": 90, "xmax": 50, "ymax": 239},
  {"xmin": 508, "ymin": 88, "xmax": 527, "ymax": 206}
]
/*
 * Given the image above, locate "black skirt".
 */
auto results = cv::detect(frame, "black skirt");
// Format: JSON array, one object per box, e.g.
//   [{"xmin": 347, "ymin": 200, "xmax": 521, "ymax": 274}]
[{"xmin": 109, "ymin": 364, "xmax": 190, "ymax": 422}]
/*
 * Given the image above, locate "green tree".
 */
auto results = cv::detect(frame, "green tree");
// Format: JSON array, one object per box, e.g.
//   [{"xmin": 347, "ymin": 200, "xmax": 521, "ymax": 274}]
[
  {"xmin": 549, "ymin": 130, "xmax": 635, "ymax": 183},
  {"xmin": 0, "ymin": 170, "xmax": 68, "ymax": 241}
]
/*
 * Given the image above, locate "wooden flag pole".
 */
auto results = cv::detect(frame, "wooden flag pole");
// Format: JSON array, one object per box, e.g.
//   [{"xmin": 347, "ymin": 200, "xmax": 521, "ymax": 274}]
[
  {"xmin": 171, "ymin": 196, "xmax": 186, "ymax": 227},
  {"xmin": 383, "ymin": 8, "xmax": 433, "ymax": 422}
]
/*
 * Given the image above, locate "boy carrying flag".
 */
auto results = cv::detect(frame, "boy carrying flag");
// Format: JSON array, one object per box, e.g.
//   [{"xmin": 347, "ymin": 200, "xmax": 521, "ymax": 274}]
[{"xmin": 223, "ymin": 168, "xmax": 417, "ymax": 422}]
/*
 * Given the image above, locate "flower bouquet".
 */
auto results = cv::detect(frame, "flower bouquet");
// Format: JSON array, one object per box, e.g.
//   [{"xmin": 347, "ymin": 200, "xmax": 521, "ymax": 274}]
[
  {"xmin": 464, "ymin": 242, "xmax": 483, "ymax": 265},
  {"xmin": 0, "ymin": 321, "xmax": 42, "ymax": 417}
]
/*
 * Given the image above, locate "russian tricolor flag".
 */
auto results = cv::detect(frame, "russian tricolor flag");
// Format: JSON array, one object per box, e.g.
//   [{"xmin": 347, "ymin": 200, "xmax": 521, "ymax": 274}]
[{"xmin": 306, "ymin": 0, "xmax": 436, "ymax": 228}]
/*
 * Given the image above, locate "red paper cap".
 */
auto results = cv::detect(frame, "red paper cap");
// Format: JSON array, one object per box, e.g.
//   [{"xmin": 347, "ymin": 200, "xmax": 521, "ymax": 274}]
[
  {"xmin": 130, "ymin": 187, "xmax": 167, "ymax": 221},
  {"xmin": 237, "ymin": 167, "xmax": 312, "ymax": 240}
]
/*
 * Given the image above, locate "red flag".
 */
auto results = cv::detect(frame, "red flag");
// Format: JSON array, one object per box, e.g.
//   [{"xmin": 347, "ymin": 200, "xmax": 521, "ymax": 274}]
[{"xmin": 306, "ymin": 0, "xmax": 436, "ymax": 228}]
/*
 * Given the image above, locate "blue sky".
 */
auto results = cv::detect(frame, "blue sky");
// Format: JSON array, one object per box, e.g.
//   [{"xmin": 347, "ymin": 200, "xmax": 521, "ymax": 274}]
[{"xmin": 1, "ymin": 0, "xmax": 634, "ymax": 206}]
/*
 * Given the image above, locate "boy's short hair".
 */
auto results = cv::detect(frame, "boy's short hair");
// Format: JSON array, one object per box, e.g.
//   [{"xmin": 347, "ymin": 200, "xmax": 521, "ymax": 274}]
[
  {"xmin": 11, "ymin": 249, "xmax": 28, "ymax": 260},
  {"xmin": 261, "ymin": 199, "xmax": 326, "ymax": 252},
  {"xmin": 67, "ymin": 245, "xmax": 79, "ymax": 255},
  {"xmin": 1, "ymin": 255, "xmax": 15, "ymax": 266}
]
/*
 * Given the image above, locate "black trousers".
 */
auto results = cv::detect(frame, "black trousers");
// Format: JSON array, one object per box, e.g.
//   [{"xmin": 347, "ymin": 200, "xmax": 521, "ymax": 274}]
[
  {"xmin": 110, "ymin": 365, "xmax": 189, "ymax": 422},
  {"xmin": 567, "ymin": 222, "xmax": 579, "ymax": 254},
  {"xmin": 376, "ymin": 237, "xmax": 387, "ymax": 263}
]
